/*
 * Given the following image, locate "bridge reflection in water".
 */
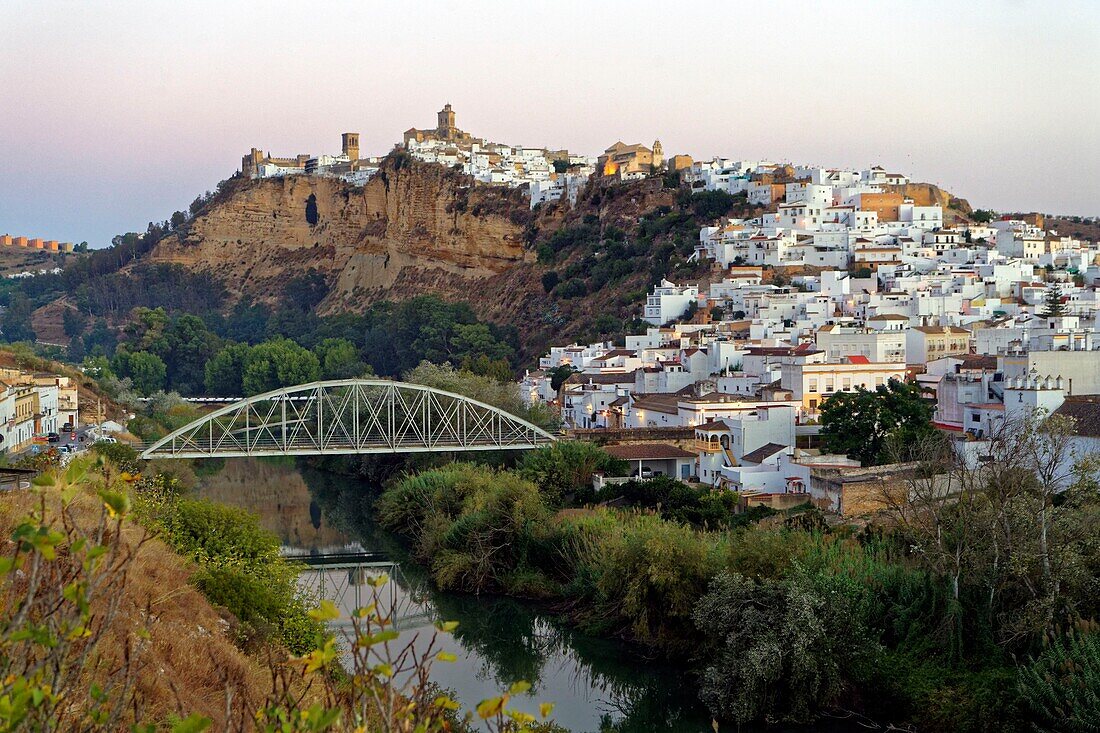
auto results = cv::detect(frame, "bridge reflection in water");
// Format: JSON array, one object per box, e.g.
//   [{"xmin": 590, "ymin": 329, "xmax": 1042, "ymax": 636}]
[{"xmin": 292, "ymin": 547, "xmax": 434, "ymax": 630}]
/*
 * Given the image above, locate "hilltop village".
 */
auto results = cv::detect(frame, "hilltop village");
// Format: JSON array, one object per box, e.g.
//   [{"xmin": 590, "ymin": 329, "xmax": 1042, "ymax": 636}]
[{"xmin": 518, "ymin": 179, "xmax": 1099, "ymax": 508}]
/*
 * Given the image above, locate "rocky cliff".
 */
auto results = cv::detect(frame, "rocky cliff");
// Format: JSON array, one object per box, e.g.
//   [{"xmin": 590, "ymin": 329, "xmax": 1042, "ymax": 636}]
[{"xmin": 150, "ymin": 157, "xmax": 534, "ymax": 312}]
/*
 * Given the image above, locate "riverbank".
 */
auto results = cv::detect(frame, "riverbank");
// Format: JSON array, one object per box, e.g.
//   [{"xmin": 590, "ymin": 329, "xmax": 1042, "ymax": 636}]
[
  {"xmin": 0, "ymin": 459, "xmax": 274, "ymax": 728},
  {"xmin": 0, "ymin": 454, "xmax": 563, "ymax": 731},
  {"xmin": 374, "ymin": 457, "xmax": 1100, "ymax": 732}
]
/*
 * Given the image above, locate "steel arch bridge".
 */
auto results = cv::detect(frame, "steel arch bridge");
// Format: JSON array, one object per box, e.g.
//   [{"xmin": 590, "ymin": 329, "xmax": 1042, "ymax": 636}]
[{"xmin": 139, "ymin": 379, "xmax": 556, "ymax": 460}]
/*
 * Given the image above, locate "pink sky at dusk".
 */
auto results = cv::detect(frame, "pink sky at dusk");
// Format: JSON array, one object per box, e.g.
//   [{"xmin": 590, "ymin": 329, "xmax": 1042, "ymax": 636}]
[{"xmin": 1, "ymin": 0, "xmax": 1098, "ymax": 246}]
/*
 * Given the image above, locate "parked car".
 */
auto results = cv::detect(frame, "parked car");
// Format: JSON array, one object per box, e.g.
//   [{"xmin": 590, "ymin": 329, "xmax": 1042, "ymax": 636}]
[
  {"xmin": 46, "ymin": 432, "xmax": 60, "ymax": 443},
  {"xmin": 61, "ymin": 423, "xmax": 73, "ymax": 433},
  {"xmin": 630, "ymin": 467, "xmax": 655, "ymax": 479}
]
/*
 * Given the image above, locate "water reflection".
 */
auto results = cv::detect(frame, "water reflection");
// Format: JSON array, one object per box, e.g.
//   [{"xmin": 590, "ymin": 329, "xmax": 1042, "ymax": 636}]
[{"xmin": 192, "ymin": 458, "xmax": 845, "ymax": 733}]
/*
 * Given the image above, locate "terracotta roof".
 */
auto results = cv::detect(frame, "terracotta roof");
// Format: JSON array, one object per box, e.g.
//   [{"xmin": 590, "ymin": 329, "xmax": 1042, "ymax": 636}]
[
  {"xmin": 695, "ymin": 419, "xmax": 732, "ymax": 432},
  {"xmin": 846, "ymin": 355, "xmax": 870, "ymax": 364},
  {"xmin": 565, "ymin": 372, "xmax": 637, "ymax": 386},
  {"xmin": 1054, "ymin": 397, "xmax": 1100, "ymax": 438},
  {"xmin": 740, "ymin": 443, "xmax": 789, "ymax": 465},
  {"xmin": 592, "ymin": 349, "xmax": 637, "ymax": 361},
  {"xmin": 630, "ymin": 394, "xmax": 682, "ymax": 414},
  {"xmin": 604, "ymin": 443, "xmax": 697, "ymax": 460},
  {"xmin": 957, "ymin": 354, "xmax": 998, "ymax": 370}
]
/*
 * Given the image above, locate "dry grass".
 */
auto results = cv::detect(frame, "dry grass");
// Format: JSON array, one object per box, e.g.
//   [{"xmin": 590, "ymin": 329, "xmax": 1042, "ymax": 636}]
[{"xmin": 0, "ymin": 485, "xmax": 274, "ymax": 728}]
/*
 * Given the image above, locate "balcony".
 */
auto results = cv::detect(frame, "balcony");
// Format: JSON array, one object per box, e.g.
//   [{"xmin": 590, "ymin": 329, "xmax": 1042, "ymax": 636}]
[{"xmin": 695, "ymin": 438, "xmax": 723, "ymax": 453}]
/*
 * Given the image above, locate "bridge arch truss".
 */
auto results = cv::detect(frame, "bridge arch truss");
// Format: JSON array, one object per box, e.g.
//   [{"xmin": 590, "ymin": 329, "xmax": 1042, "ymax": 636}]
[{"xmin": 140, "ymin": 379, "xmax": 556, "ymax": 459}]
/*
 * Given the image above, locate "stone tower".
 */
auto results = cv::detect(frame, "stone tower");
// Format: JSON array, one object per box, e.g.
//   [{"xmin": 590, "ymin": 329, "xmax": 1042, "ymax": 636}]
[
  {"xmin": 342, "ymin": 132, "xmax": 360, "ymax": 162},
  {"xmin": 652, "ymin": 139, "xmax": 664, "ymax": 169},
  {"xmin": 437, "ymin": 104, "xmax": 456, "ymax": 136}
]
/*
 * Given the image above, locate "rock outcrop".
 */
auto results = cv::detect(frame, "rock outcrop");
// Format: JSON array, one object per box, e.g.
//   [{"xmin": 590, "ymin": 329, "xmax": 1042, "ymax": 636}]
[{"xmin": 149, "ymin": 158, "xmax": 533, "ymax": 312}]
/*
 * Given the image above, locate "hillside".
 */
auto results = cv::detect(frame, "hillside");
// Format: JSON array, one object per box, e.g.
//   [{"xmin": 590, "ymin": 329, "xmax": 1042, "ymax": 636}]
[
  {"xmin": 143, "ymin": 159, "xmax": 742, "ymax": 357},
  {"xmin": 0, "ymin": 247, "xmax": 68, "ymax": 277},
  {"xmin": 149, "ymin": 155, "xmax": 533, "ymax": 310},
  {"xmin": 31, "ymin": 155, "xmax": 971, "ymax": 363}
]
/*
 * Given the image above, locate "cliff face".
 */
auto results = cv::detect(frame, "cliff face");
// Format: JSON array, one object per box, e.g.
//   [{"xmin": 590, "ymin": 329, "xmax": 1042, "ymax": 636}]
[{"xmin": 149, "ymin": 159, "xmax": 533, "ymax": 311}]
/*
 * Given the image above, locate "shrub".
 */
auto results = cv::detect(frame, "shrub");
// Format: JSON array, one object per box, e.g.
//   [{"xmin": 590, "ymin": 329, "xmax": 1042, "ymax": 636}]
[
  {"xmin": 581, "ymin": 513, "xmax": 723, "ymax": 650},
  {"xmin": 150, "ymin": 498, "xmax": 323, "ymax": 653},
  {"xmin": 555, "ymin": 278, "xmax": 587, "ymax": 299},
  {"xmin": 377, "ymin": 464, "xmax": 552, "ymax": 595},
  {"xmin": 1018, "ymin": 628, "xmax": 1100, "ymax": 732},
  {"xmin": 90, "ymin": 440, "xmax": 140, "ymax": 472},
  {"xmin": 693, "ymin": 569, "xmax": 878, "ymax": 724},
  {"xmin": 518, "ymin": 442, "xmax": 626, "ymax": 507}
]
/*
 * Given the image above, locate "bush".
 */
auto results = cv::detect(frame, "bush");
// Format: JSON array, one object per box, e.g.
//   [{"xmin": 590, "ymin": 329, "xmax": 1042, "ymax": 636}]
[
  {"xmin": 377, "ymin": 464, "xmax": 552, "ymax": 595},
  {"xmin": 581, "ymin": 513, "xmax": 723, "ymax": 650},
  {"xmin": 611, "ymin": 475, "xmax": 743, "ymax": 529},
  {"xmin": 555, "ymin": 278, "xmax": 587, "ymax": 299},
  {"xmin": 90, "ymin": 441, "xmax": 139, "ymax": 472},
  {"xmin": 1018, "ymin": 628, "xmax": 1100, "ymax": 732},
  {"xmin": 518, "ymin": 442, "xmax": 626, "ymax": 507},
  {"xmin": 149, "ymin": 498, "xmax": 323, "ymax": 653},
  {"xmin": 693, "ymin": 569, "xmax": 878, "ymax": 724}
]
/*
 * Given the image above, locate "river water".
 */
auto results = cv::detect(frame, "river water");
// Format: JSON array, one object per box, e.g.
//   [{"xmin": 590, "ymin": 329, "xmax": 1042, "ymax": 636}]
[{"xmin": 192, "ymin": 457, "xmax": 854, "ymax": 733}]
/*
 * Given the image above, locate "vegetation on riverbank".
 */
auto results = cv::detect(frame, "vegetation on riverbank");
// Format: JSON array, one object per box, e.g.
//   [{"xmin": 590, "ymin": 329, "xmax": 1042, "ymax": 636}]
[
  {"xmin": 0, "ymin": 453, "xmax": 563, "ymax": 732},
  {"xmin": 376, "ymin": 418, "xmax": 1100, "ymax": 732}
]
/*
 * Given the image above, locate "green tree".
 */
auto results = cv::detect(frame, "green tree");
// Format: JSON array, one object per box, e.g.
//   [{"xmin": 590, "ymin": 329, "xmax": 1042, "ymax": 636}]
[
  {"xmin": 451, "ymin": 323, "xmax": 513, "ymax": 363},
  {"xmin": 204, "ymin": 342, "xmax": 251, "ymax": 395},
  {"xmin": 541, "ymin": 271, "xmax": 559, "ymax": 293},
  {"xmin": 1039, "ymin": 284, "xmax": 1066, "ymax": 317},
  {"xmin": 124, "ymin": 351, "xmax": 167, "ymax": 395},
  {"xmin": 165, "ymin": 314, "xmax": 220, "ymax": 394},
  {"xmin": 313, "ymin": 337, "xmax": 366, "ymax": 379},
  {"xmin": 82, "ymin": 318, "xmax": 117, "ymax": 357},
  {"xmin": 283, "ymin": 268, "xmax": 328, "ymax": 312},
  {"xmin": 970, "ymin": 209, "xmax": 996, "ymax": 223},
  {"xmin": 62, "ymin": 308, "xmax": 87, "ymax": 338},
  {"xmin": 518, "ymin": 442, "xmax": 627, "ymax": 506},
  {"xmin": 820, "ymin": 379, "xmax": 937, "ymax": 465},
  {"xmin": 459, "ymin": 354, "xmax": 513, "ymax": 383},
  {"xmin": 1, "ymin": 293, "xmax": 36, "ymax": 343},
  {"xmin": 65, "ymin": 335, "xmax": 85, "ymax": 363},
  {"xmin": 403, "ymin": 361, "xmax": 555, "ymax": 430},
  {"xmin": 547, "ymin": 365, "xmax": 577, "ymax": 393},
  {"xmin": 241, "ymin": 338, "xmax": 320, "ymax": 395}
]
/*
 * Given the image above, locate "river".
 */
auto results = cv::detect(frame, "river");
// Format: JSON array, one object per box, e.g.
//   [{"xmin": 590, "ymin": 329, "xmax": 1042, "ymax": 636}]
[{"xmin": 192, "ymin": 457, "xmax": 856, "ymax": 733}]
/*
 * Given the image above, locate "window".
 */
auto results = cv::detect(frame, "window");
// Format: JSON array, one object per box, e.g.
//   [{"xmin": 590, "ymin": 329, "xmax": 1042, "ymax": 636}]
[{"xmin": 808, "ymin": 379, "xmax": 818, "ymax": 393}]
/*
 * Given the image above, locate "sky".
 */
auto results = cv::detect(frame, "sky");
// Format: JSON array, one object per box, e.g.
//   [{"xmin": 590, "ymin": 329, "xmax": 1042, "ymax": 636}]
[{"xmin": 1, "ymin": 0, "xmax": 1098, "ymax": 247}]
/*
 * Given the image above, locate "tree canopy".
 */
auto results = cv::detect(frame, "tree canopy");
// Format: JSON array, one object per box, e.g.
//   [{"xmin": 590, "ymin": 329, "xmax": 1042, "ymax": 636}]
[{"xmin": 820, "ymin": 379, "xmax": 938, "ymax": 465}]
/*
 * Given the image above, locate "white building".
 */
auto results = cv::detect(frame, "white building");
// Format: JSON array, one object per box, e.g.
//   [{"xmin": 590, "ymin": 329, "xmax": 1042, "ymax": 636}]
[{"xmin": 644, "ymin": 280, "xmax": 700, "ymax": 326}]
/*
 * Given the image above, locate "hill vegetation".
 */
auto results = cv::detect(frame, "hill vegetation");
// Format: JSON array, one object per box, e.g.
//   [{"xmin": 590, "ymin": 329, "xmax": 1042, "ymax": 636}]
[
  {"xmin": 0, "ymin": 157, "xmax": 921, "ymax": 371},
  {"xmin": 374, "ymin": 405, "xmax": 1100, "ymax": 732}
]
